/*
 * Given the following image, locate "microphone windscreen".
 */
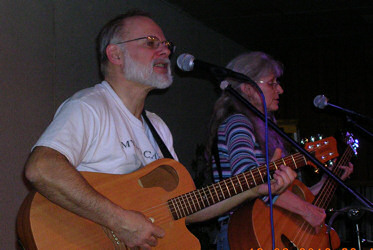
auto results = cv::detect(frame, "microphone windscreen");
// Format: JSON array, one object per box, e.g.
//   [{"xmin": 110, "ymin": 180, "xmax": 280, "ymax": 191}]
[
  {"xmin": 313, "ymin": 95, "xmax": 328, "ymax": 109},
  {"xmin": 220, "ymin": 80, "xmax": 229, "ymax": 90},
  {"xmin": 177, "ymin": 53, "xmax": 195, "ymax": 71}
]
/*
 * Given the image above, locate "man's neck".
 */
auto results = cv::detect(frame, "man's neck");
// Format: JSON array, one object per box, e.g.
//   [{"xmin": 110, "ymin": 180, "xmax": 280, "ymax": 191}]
[{"xmin": 105, "ymin": 75, "xmax": 153, "ymax": 120}]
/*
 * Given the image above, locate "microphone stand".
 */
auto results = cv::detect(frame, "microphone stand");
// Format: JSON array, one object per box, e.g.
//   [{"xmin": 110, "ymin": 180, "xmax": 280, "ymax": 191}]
[
  {"xmin": 327, "ymin": 206, "xmax": 373, "ymax": 249},
  {"xmin": 223, "ymin": 84, "xmax": 373, "ymax": 209},
  {"xmin": 346, "ymin": 115, "xmax": 373, "ymax": 139},
  {"xmin": 326, "ymin": 103, "xmax": 373, "ymax": 123},
  {"xmin": 321, "ymin": 101, "xmax": 373, "ymax": 139}
]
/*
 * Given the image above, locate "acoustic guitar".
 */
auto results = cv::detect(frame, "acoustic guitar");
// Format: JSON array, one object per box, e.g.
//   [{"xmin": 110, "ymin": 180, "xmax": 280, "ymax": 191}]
[
  {"xmin": 228, "ymin": 133, "xmax": 358, "ymax": 250},
  {"xmin": 17, "ymin": 137, "xmax": 337, "ymax": 249}
]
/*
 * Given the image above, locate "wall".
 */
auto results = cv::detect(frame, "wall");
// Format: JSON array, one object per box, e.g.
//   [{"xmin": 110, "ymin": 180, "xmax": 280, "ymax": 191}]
[{"xmin": 0, "ymin": 0, "xmax": 245, "ymax": 248}]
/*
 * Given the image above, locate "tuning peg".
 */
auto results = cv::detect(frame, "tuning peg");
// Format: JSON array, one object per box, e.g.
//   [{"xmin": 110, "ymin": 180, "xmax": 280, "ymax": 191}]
[
  {"xmin": 327, "ymin": 160, "xmax": 334, "ymax": 167},
  {"xmin": 300, "ymin": 138, "xmax": 309, "ymax": 145}
]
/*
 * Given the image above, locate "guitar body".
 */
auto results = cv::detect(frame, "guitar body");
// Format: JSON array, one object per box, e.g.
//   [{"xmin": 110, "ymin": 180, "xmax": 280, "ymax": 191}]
[
  {"xmin": 228, "ymin": 179, "xmax": 340, "ymax": 250},
  {"xmin": 17, "ymin": 158, "xmax": 201, "ymax": 249}
]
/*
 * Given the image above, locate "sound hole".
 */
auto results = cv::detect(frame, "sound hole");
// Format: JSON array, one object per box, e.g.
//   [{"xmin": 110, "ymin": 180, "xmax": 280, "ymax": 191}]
[
  {"xmin": 292, "ymin": 184, "xmax": 306, "ymax": 201},
  {"xmin": 139, "ymin": 165, "xmax": 179, "ymax": 192}
]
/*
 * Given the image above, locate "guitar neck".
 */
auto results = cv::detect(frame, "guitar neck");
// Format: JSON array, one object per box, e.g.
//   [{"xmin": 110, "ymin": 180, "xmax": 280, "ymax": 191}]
[
  {"xmin": 313, "ymin": 146, "xmax": 354, "ymax": 209},
  {"xmin": 168, "ymin": 152, "xmax": 308, "ymax": 220}
]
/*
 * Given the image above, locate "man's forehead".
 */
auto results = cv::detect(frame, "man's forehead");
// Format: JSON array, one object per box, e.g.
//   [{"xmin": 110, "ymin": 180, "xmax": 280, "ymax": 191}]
[{"xmin": 123, "ymin": 16, "xmax": 165, "ymax": 39}]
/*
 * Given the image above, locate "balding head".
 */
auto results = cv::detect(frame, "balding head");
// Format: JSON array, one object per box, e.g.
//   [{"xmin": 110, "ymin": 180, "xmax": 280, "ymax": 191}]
[{"xmin": 97, "ymin": 10, "xmax": 151, "ymax": 77}]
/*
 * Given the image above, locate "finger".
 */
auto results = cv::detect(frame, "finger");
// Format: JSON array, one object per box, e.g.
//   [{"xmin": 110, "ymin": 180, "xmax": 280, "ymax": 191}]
[
  {"xmin": 278, "ymin": 165, "xmax": 295, "ymax": 183},
  {"xmin": 349, "ymin": 162, "xmax": 354, "ymax": 169},
  {"xmin": 147, "ymin": 235, "xmax": 158, "ymax": 247},
  {"xmin": 272, "ymin": 173, "xmax": 284, "ymax": 186},
  {"xmin": 140, "ymin": 244, "xmax": 151, "ymax": 250},
  {"xmin": 340, "ymin": 163, "xmax": 353, "ymax": 171},
  {"xmin": 153, "ymin": 226, "xmax": 165, "ymax": 238},
  {"xmin": 272, "ymin": 173, "xmax": 287, "ymax": 193},
  {"xmin": 280, "ymin": 165, "xmax": 297, "ymax": 178}
]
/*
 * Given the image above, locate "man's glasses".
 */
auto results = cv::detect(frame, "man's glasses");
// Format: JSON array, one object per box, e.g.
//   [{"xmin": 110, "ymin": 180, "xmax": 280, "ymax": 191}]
[{"xmin": 114, "ymin": 36, "xmax": 176, "ymax": 56}]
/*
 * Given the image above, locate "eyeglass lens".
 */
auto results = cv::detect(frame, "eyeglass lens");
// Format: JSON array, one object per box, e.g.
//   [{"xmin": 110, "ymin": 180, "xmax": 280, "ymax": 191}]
[{"xmin": 146, "ymin": 36, "xmax": 174, "ymax": 53}]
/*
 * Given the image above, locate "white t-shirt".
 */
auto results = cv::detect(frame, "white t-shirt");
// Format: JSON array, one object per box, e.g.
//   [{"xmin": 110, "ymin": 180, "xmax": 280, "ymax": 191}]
[{"xmin": 34, "ymin": 81, "xmax": 178, "ymax": 174}]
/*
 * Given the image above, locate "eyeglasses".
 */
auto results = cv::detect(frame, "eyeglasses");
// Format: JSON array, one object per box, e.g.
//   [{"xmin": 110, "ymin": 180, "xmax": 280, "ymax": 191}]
[
  {"xmin": 114, "ymin": 36, "xmax": 176, "ymax": 55},
  {"xmin": 258, "ymin": 79, "xmax": 281, "ymax": 88}
]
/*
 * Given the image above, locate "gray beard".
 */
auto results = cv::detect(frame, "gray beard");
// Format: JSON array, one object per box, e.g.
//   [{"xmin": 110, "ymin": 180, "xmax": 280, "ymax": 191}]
[{"xmin": 122, "ymin": 50, "xmax": 173, "ymax": 89}]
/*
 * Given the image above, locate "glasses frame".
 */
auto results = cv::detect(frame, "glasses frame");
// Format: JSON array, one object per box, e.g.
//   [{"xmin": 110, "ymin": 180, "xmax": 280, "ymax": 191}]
[
  {"xmin": 258, "ymin": 79, "xmax": 281, "ymax": 88},
  {"xmin": 114, "ymin": 36, "xmax": 176, "ymax": 55}
]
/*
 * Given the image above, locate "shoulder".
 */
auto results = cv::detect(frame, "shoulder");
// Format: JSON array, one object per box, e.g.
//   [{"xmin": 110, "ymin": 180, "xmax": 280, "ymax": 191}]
[
  {"xmin": 219, "ymin": 113, "xmax": 255, "ymax": 141},
  {"xmin": 223, "ymin": 113, "xmax": 253, "ymax": 128},
  {"xmin": 57, "ymin": 82, "xmax": 112, "ymax": 117},
  {"xmin": 69, "ymin": 82, "xmax": 109, "ymax": 106}
]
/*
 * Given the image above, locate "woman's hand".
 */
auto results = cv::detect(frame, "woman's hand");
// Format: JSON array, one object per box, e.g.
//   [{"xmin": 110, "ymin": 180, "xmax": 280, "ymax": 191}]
[
  {"xmin": 339, "ymin": 162, "xmax": 354, "ymax": 180},
  {"xmin": 299, "ymin": 202, "xmax": 326, "ymax": 233},
  {"xmin": 257, "ymin": 165, "xmax": 297, "ymax": 196}
]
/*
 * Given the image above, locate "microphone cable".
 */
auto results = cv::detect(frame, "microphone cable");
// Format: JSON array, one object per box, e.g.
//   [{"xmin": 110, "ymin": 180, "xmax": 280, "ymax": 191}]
[{"xmin": 252, "ymin": 83, "xmax": 275, "ymax": 250}]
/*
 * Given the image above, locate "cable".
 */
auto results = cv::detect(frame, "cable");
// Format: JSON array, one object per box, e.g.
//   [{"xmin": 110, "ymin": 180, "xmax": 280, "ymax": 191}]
[{"xmin": 253, "ymin": 84, "xmax": 275, "ymax": 250}]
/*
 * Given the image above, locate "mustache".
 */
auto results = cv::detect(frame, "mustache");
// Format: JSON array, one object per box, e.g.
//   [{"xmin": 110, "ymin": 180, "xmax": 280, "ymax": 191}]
[{"xmin": 153, "ymin": 58, "xmax": 171, "ymax": 65}]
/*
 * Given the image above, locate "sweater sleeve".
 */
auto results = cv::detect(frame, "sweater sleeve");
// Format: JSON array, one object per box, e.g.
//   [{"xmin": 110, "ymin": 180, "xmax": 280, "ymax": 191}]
[{"xmin": 223, "ymin": 114, "xmax": 260, "ymax": 175}]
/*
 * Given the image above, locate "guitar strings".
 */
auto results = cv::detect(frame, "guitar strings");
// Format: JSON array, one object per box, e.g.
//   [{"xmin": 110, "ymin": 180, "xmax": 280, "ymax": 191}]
[
  {"xmin": 291, "ymin": 146, "xmax": 352, "ymax": 246},
  {"xmin": 293, "ymin": 149, "xmax": 353, "ymax": 245},
  {"xmin": 291, "ymin": 156, "xmax": 347, "ymax": 245},
  {"xmin": 315, "ymin": 148, "xmax": 353, "ymax": 208}
]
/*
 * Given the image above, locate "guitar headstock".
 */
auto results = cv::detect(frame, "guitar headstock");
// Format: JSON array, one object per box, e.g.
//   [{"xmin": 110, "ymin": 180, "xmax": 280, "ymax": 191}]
[
  {"xmin": 302, "ymin": 136, "xmax": 339, "ymax": 170},
  {"xmin": 345, "ymin": 132, "xmax": 359, "ymax": 156}
]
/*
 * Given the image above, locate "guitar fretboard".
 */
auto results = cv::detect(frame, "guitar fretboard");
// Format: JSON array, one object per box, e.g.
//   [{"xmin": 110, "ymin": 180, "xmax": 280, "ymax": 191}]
[{"xmin": 168, "ymin": 152, "xmax": 308, "ymax": 220}]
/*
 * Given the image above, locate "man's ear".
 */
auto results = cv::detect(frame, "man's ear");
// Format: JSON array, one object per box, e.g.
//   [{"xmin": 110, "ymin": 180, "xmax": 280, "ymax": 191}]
[{"xmin": 106, "ymin": 44, "xmax": 122, "ymax": 65}]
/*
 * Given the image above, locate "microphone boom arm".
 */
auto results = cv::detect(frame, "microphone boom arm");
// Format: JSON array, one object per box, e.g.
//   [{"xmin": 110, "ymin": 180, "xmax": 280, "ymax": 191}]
[{"xmin": 327, "ymin": 103, "xmax": 373, "ymax": 123}]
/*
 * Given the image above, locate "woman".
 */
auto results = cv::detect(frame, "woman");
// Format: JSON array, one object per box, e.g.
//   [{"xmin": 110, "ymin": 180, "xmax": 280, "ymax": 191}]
[{"xmin": 206, "ymin": 51, "xmax": 353, "ymax": 249}]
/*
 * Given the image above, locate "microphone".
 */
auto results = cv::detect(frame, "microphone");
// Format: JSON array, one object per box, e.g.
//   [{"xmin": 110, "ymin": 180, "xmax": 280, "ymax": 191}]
[
  {"xmin": 176, "ymin": 53, "xmax": 256, "ymax": 86},
  {"xmin": 313, "ymin": 94, "xmax": 373, "ymax": 123},
  {"xmin": 313, "ymin": 95, "xmax": 328, "ymax": 109}
]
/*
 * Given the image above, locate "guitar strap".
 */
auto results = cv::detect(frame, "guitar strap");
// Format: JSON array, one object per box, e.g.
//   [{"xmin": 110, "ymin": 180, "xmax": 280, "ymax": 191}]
[
  {"xmin": 212, "ymin": 136, "xmax": 224, "ymax": 181},
  {"xmin": 141, "ymin": 110, "xmax": 174, "ymax": 159}
]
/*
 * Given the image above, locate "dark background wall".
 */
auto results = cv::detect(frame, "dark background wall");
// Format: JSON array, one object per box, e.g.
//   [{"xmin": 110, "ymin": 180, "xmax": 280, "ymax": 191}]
[{"xmin": 1, "ymin": 1, "xmax": 372, "ymax": 249}]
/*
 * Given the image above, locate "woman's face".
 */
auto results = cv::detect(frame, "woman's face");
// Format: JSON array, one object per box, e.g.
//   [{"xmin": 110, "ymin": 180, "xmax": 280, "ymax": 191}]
[
  {"xmin": 243, "ymin": 73, "xmax": 284, "ymax": 112},
  {"xmin": 257, "ymin": 73, "xmax": 284, "ymax": 112}
]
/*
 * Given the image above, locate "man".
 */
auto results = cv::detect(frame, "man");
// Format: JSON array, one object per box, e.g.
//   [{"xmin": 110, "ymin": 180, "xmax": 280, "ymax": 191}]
[{"xmin": 25, "ymin": 10, "xmax": 296, "ymax": 249}]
